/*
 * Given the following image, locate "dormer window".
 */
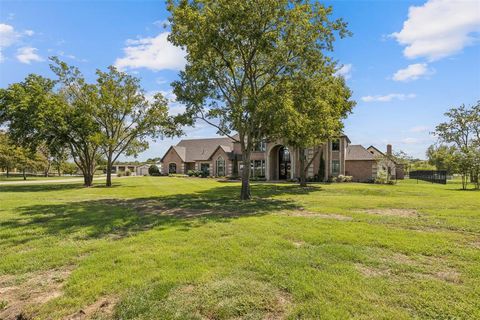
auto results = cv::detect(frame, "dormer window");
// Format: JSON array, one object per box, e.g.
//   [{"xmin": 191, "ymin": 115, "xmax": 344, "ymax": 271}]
[{"xmin": 332, "ymin": 139, "xmax": 340, "ymax": 151}]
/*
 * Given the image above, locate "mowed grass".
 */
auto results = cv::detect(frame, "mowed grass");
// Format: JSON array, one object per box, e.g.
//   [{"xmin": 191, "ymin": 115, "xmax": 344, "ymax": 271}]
[{"xmin": 0, "ymin": 177, "xmax": 479, "ymax": 319}]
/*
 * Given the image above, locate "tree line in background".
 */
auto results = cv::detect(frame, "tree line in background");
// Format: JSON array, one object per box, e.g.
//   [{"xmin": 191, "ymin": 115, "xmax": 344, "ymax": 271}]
[
  {"xmin": 427, "ymin": 102, "xmax": 479, "ymax": 190},
  {"xmin": 0, "ymin": 59, "xmax": 179, "ymax": 186}
]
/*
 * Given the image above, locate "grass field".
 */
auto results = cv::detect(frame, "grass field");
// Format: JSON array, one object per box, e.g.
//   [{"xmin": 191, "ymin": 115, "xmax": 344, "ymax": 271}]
[
  {"xmin": 0, "ymin": 175, "xmax": 82, "ymax": 182},
  {"xmin": 0, "ymin": 177, "xmax": 479, "ymax": 319}
]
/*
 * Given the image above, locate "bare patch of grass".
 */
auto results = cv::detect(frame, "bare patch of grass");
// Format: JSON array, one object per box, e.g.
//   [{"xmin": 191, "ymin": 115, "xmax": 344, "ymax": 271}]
[
  {"xmin": 355, "ymin": 263, "xmax": 391, "ymax": 277},
  {"xmin": 0, "ymin": 267, "xmax": 72, "ymax": 320},
  {"xmin": 66, "ymin": 297, "xmax": 117, "ymax": 320},
  {"xmin": 361, "ymin": 208, "xmax": 420, "ymax": 218},
  {"xmin": 282, "ymin": 211, "xmax": 352, "ymax": 221},
  {"xmin": 357, "ymin": 250, "xmax": 462, "ymax": 284}
]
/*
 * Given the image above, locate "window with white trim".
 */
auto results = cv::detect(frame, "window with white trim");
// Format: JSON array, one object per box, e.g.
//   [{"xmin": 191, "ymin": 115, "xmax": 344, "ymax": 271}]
[
  {"xmin": 250, "ymin": 160, "xmax": 265, "ymax": 177},
  {"xmin": 216, "ymin": 156, "xmax": 226, "ymax": 176},
  {"xmin": 332, "ymin": 160, "xmax": 340, "ymax": 175}
]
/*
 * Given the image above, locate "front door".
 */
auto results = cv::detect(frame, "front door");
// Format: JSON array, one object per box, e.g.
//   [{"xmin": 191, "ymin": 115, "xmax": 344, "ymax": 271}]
[{"xmin": 278, "ymin": 146, "xmax": 291, "ymax": 180}]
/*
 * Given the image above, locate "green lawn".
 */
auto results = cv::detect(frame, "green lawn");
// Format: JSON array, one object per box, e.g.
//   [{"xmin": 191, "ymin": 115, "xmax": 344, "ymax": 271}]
[
  {"xmin": 0, "ymin": 175, "xmax": 82, "ymax": 181},
  {"xmin": 0, "ymin": 177, "xmax": 478, "ymax": 319}
]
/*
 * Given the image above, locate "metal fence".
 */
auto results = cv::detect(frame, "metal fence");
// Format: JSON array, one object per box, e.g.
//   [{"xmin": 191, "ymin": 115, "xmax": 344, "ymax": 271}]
[{"xmin": 409, "ymin": 170, "xmax": 447, "ymax": 184}]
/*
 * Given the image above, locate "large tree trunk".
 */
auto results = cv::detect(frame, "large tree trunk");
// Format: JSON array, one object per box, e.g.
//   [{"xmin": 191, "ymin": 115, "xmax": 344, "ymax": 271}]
[
  {"xmin": 23, "ymin": 168, "xmax": 26, "ymax": 180},
  {"xmin": 6, "ymin": 166, "xmax": 9, "ymax": 178},
  {"xmin": 299, "ymin": 147, "xmax": 320, "ymax": 187},
  {"xmin": 106, "ymin": 153, "xmax": 113, "ymax": 187},
  {"xmin": 461, "ymin": 172, "xmax": 467, "ymax": 190},
  {"xmin": 239, "ymin": 132, "xmax": 253, "ymax": 200},
  {"xmin": 81, "ymin": 162, "xmax": 95, "ymax": 187},
  {"xmin": 299, "ymin": 148, "xmax": 307, "ymax": 187},
  {"xmin": 240, "ymin": 144, "xmax": 252, "ymax": 200}
]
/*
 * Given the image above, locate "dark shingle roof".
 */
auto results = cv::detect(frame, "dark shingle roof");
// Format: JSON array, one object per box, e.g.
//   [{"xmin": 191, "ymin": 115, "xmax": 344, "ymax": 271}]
[
  {"xmin": 346, "ymin": 145, "xmax": 375, "ymax": 161},
  {"xmin": 177, "ymin": 137, "xmax": 234, "ymax": 162}
]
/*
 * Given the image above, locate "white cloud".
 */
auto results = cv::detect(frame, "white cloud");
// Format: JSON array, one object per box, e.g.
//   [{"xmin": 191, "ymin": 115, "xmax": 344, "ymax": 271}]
[
  {"xmin": 0, "ymin": 23, "xmax": 19, "ymax": 61},
  {"xmin": 409, "ymin": 126, "xmax": 430, "ymax": 133},
  {"xmin": 335, "ymin": 63, "xmax": 353, "ymax": 79},
  {"xmin": 401, "ymin": 138, "xmax": 421, "ymax": 144},
  {"xmin": 16, "ymin": 47, "xmax": 43, "ymax": 64},
  {"xmin": 145, "ymin": 90, "xmax": 185, "ymax": 116},
  {"xmin": 392, "ymin": 63, "xmax": 433, "ymax": 82},
  {"xmin": 361, "ymin": 93, "xmax": 416, "ymax": 103},
  {"xmin": 0, "ymin": 23, "xmax": 39, "ymax": 63},
  {"xmin": 391, "ymin": 0, "xmax": 480, "ymax": 61},
  {"xmin": 115, "ymin": 32, "xmax": 186, "ymax": 71},
  {"xmin": 0, "ymin": 23, "xmax": 20, "ymax": 47}
]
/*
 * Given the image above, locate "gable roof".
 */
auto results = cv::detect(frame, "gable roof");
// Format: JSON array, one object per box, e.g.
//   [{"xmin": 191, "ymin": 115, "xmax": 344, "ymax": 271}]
[
  {"xmin": 346, "ymin": 145, "xmax": 376, "ymax": 161},
  {"xmin": 161, "ymin": 145, "xmax": 186, "ymax": 163},
  {"xmin": 367, "ymin": 145, "xmax": 384, "ymax": 156},
  {"xmin": 176, "ymin": 137, "xmax": 234, "ymax": 162},
  {"xmin": 366, "ymin": 145, "xmax": 400, "ymax": 164},
  {"xmin": 208, "ymin": 145, "xmax": 235, "ymax": 160}
]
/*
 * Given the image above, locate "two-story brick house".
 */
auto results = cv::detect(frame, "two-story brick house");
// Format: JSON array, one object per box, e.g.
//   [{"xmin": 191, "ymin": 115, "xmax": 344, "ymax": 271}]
[{"xmin": 161, "ymin": 135, "xmax": 354, "ymax": 181}]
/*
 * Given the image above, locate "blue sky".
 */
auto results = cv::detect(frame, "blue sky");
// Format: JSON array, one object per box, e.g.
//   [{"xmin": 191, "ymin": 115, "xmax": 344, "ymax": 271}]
[{"xmin": 1, "ymin": 0, "xmax": 479, "ymax": 160}]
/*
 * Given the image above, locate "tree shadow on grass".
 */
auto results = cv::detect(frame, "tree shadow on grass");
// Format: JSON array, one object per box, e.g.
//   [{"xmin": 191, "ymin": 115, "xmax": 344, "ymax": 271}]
[
  {"xmin": 1, "ymin": 184, "xmax": 320, "ymax": 245},
  {"xmin": 0, "ymin": 183, "xmax": 87, "ymax": 193}
]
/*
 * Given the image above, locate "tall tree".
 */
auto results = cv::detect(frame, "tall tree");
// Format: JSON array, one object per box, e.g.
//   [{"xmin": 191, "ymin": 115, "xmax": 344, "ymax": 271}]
[
  {"xmin": 0, "ymin": 131, "xmax": 16, "ymax": 178},
  {"xmin": 94, "ymin": 67, "xmax": 177, "ymax": 187},
  {"xmin": 426, "ymin": 144, "xmax": 459, "ymax": 174},
  {"xmin": 0, "ymin": 62, "xmax": 103, "ymax": 186},
  {"xmin": 0, "ymin": 74, "xmax": 69, "ymax": 179},
  {"xmin": 434, "ymin": 102, "xmax": 480, "ymax": 190},
  {"xmin": 168, "ymin": 0, "xmax": 350, "ymax": 199},
  {"xmin": 283, "ymin": 69, "xmax": 354, "ymax": 187}
]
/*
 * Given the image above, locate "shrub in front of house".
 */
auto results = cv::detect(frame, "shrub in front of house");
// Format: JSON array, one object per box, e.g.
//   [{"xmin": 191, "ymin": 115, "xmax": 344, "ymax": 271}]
[
  {"xmin": 148, "ymin": 164, "xmax": 160, "ymax": 176},
  {"xmin": 250, "ymin": 176, "xmax": 267, "ymax": 181},
  {"xmin": 337, "ymin": 175, "xmax": 352, "ymax": 183},
  {"xmin": 328, "ymin": 176, "xmax": 337, "ymax": 183},
  {"xmin": 374, "ymin": 171, "xmax": 395, "ymax": 184},
  {"xmin": 125, "ymin": 169, "xmax": 131, "ymax": 176},
  {"xmin": 187, "ymin": 170, "xmax": 202, "ymax": 177}
]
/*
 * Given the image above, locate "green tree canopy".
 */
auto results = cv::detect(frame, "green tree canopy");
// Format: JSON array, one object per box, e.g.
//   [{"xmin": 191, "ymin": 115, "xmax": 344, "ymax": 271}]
[
  {"xmin": 168, "ymin": 0, "xmax": 350, "ymax": 199},
  {"xmin": 434, "ymin": 101, "xmax": 480, "ymax": 189},
  {"xmin": 95, "ymin": 66, "xmax": 179, "ymax": 186}
]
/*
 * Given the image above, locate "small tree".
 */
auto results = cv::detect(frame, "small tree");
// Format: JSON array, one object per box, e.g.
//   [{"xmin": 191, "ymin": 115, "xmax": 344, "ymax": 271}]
[
  {"xmin": 62, "ymin": 162, "xmax": 79, "ymax": 175},
  {"xmin": 393, "ymin": 150, "xmax": 413, "ymax": 176},
  {"xmin": 95, "ymin": 66, "xmax": 179, "ymax": 187},
  {"xmin": 426, "ymin": 144, "xmax": 459, "ymax": 174},
  {"xmin": 148, "ymin": 164, "xmax": 160, "ymax": 175},
  {"xmin": 50, "ymin": 58, "xmax": 104, "ymax": 186},
  {"xmin": 434, "ymin": 102, "xmax": 479, "ymax": 190}
]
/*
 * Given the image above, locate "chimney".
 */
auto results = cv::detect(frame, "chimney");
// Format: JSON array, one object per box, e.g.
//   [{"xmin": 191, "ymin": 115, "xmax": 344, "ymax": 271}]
[{"xmin": 387, "ymin": 144, "xmax": 392, "ymax": 156}]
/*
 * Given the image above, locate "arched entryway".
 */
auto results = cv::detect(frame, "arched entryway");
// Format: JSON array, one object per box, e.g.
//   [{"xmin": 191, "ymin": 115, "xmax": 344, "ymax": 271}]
[
  {"xmin": 268, "ymin": 145, "xmax": 291, "ymax": 180},
  {"xmin": 278, "ymin": 146, "xmax": 291, "ymax": 180}
]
